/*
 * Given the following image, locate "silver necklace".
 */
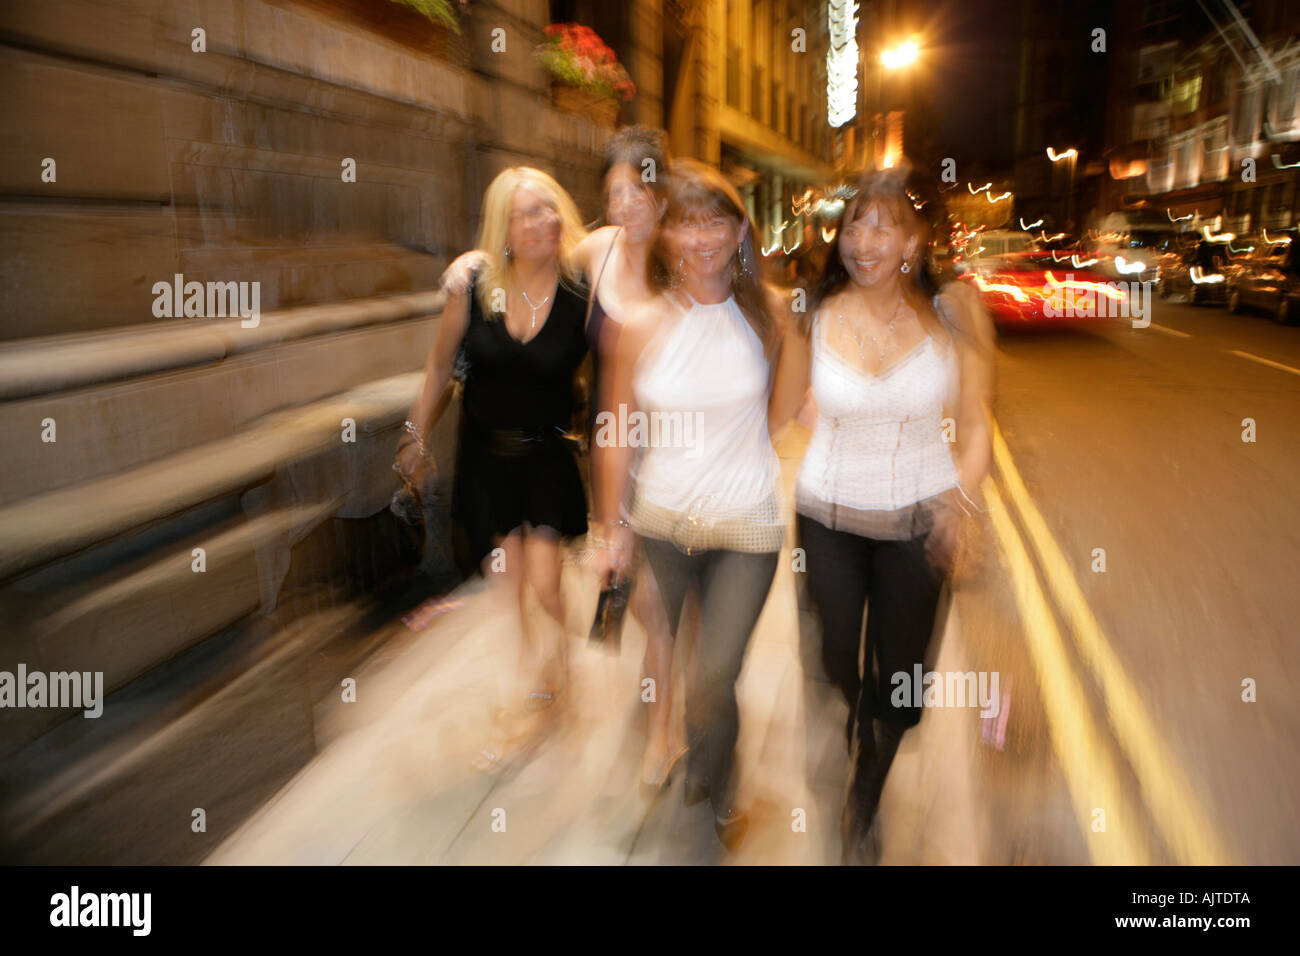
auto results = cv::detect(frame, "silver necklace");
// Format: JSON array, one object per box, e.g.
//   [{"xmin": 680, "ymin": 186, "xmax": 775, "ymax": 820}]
[
  {"xmin": 839, "ymin": 297, "xmax": 905, "ymax": 364},
  {"xmin": 520, "ymin": 288, "xmax": 551, "ymax": 331}
]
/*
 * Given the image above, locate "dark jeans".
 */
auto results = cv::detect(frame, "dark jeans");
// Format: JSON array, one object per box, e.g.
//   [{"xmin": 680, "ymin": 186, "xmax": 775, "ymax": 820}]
[
  {"xmin": 638, "ymin": 535, "xmax": 779, "ymax": 817},
  {"xmin": 796, "ymin": 513, "xmax": 949, "ymax": 735}
]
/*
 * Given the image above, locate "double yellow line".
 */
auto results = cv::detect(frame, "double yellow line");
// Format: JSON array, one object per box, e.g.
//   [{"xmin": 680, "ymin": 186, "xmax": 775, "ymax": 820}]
[{"xmin": 983, "ymin": 420, "xmax": 1231, "ymax": 865}]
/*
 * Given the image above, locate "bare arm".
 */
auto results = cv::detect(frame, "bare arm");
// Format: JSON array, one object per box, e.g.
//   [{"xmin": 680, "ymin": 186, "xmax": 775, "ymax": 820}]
[
  {"xmin": 439, "ymin": 251, "xmax": 489, "ymax": 295},
  {"xmin": 943, "ymin": 281, "xmax": 996, "ymax": 499},
  {"xmin": 766, "ymin": 286, "xmax": 811, "ymax": 435},
  {"xmin": 573, "ymin": 225, "xmax": 620, "ymax": 284},
  {"xmin": 591, "ymin": 302, "xmax": 655, "ymax": 571},
  {"xmin": 397, "ymin": 288, "xmax": 471, "ymax": 476}
]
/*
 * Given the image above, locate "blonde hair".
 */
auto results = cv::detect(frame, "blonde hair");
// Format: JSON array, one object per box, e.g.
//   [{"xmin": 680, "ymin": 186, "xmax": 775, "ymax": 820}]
[{"xmin": 474, "ymin": 167, "xmax": 588, "ymax": 318}]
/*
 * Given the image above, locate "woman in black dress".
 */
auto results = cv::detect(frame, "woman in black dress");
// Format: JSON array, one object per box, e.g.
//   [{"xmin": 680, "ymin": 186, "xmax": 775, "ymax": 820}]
[
  {"xmin": 441, "ymin": 130, "xmax": 691, "ymax": 792},
  {"xmin": 398, "ymin": 166, "xmax": 590, "ymax": 773}
]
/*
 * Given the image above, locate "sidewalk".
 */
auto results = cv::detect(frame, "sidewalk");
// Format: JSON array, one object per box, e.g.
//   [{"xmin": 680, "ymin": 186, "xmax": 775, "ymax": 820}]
[{"xmin": 207, "ymin": 426, "xmax": 988, "ymax": 865}]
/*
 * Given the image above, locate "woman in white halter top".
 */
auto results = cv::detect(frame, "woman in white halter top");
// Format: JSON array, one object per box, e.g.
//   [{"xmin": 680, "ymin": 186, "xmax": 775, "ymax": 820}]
[
  {"xmin": 592, "ymin": 160, "xmax": 789, "ymax": 852},
  {"xmin": 769, "ymin": 161, "xmax": 996, "ymax": 864}
]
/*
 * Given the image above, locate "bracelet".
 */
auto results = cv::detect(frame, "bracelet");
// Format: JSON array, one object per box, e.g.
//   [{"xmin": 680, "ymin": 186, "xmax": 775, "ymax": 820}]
[
  {"xmin": 588, "ymin": 528, "xmax": 630, "ymax": 552},
  {"xmin": 956, "ymin": 484, "xmax": 989, "ymax": 515},
  {"xmin": 402, "ymin": 420, "xmax": 434, "ymax": 460}
]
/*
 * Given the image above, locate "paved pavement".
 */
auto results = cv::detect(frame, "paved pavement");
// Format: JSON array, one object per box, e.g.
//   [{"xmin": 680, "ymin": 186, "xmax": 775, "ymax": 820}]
[{"xmin": 208, "ymin": 427, "xmax": 988, "ymax": 865}]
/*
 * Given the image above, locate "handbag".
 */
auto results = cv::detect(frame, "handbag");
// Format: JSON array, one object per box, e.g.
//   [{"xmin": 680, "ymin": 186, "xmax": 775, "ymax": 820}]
[{"xmin": 588, "ymin": 569, "xmax": 633, "ymax": 650}]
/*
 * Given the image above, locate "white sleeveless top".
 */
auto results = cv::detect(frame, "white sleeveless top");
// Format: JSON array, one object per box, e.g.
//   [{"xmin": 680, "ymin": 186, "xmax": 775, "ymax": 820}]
[
  {"xmin": 628, "ymin": 293, "xmax": 784, "ymax": 553},
  {"xmin": 795, "ymin": 300, "xmax": 961, "ymax": 539}
]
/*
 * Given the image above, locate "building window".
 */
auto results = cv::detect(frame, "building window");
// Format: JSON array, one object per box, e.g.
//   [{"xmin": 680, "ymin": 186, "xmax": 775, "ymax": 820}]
[
  {"xmin": 1270, "ymin": 66, "xmax": 1300, "ymax": 138},
  {"xmin": 1171, "ymin": 75, "xmax": 1201, "ymax": 116},
  {"xmin": 1234, "ymin": 87, "xmax": 1260, "ymax": 144}
]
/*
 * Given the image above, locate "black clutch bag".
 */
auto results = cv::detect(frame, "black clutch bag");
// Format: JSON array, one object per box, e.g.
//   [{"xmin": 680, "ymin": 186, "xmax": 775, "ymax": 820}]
[{"xmin": 588, "ymin": 571, "xmax": 632, "ymax": 650}]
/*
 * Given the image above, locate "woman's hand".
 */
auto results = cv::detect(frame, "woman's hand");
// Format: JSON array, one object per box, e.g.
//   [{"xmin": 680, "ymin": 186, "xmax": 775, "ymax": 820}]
[
  {"xmin": 926, "ymin": 496, "xmax": 967, "ymax": 575},
  {"xmin": 395, "ymin": 439, "xmax": 436, "ymax": 487},
  {"xmin": 589, "ymin": 522, "xmax": 634, "ymax": 584},
  {"xmin": 439, "ymin": 250, "xmax": 489, "ymax": 296}
]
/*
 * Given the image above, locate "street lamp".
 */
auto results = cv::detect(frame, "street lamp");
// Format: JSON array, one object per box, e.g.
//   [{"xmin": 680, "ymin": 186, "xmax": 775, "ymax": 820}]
[
  {"xmin": 873, "ymin": 39, "xmax": 921, "ymax": 169},
  {"xmin": 881, "ymin": 40, "xmax": 920, "ymax": 70}
]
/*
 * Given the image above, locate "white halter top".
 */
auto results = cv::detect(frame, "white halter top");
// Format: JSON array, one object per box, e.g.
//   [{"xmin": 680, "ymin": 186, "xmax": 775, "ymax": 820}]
[
  {"xmin": 795, "ymin": 301, "xmax": 960, "ymax": 539},
  {"xmin": 628, "ymin": 293, "xmax": 784, "ymax": 553}
]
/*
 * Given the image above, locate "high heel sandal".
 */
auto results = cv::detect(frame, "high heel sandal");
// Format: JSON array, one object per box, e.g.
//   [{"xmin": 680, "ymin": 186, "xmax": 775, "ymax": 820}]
[
  {"xmin": 640, "ymin": 745, "xmax": 689, "ymax": 800},
  {"xmin": 525, "ymin": 657, "xmax": 567, "ymax": 712},
  {"xmin": 470, "ymin": 709, "xmax": 545, "ymax": 778},
  {"xmin": 714, "ymin": 807, "xmax": 749, "ymax": 854}
]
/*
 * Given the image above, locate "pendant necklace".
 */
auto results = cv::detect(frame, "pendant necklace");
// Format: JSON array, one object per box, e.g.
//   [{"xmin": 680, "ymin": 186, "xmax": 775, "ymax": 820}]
[
  {"xmin": 520, "ymin": 288, "xmax": 551, "ymax": 331},
  {"xmin": 839, "ymin": 296, "xmax": 905, "ymax": 366}
]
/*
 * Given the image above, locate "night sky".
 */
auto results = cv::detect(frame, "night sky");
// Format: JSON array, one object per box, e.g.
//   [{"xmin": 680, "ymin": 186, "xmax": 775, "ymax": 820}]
[{"xmin": 924, "ymin": 0, "xmax": 1022, "ymax": 169}]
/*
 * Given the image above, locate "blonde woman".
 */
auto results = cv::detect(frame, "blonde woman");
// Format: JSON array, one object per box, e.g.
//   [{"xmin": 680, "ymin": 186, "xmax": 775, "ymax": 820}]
[
  {"xmin": 397, "ymin": 167, "xmax": 589, "ymax": 773},
  {"xmin": 441, "ymin": 129, "xmax": 689, "ymax": 794}
]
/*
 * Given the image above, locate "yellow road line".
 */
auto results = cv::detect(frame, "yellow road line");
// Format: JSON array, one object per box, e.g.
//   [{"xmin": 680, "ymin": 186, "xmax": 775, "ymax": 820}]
[
  {"xmin": 991, "ymin": 422, "xmax": 1233, "ymax": 865},
  {"xmin": 1148, "ymin": 323, "xmax": 1191, "ymax": 338},
  {"xmin": 983, "ymin": 480, "xmax": 1152, "ymax": 865},
  {"xmin": 1228, "ymin": 349, "xmax": 1300, "ymax": 376}
]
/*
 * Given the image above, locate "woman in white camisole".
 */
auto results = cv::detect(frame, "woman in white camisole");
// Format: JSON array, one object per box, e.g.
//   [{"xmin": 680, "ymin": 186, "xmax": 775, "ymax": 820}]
[
  {"xmin": 593, "ymin": 160, "xmax": 789, "ymax": 853},
  {"xmin": 769, "ymin": 161, "xmax": 996, "ymax": 864}
]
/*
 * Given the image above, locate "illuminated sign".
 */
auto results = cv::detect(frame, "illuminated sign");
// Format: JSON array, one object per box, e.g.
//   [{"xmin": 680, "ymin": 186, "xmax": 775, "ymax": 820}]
[{"xmin": 827, "ymin": 0, "xmax": 859, "ymax": 128}]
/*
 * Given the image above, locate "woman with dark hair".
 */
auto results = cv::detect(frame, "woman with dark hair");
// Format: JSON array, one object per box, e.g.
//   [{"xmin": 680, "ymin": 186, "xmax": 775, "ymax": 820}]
[
  {"xmin": 769, "ymin": 161, "xmax": 996, "ymax": 864},
  {"xmin": 441, "ymin": 129, "xmax": 687, "ymax": 789},
  {"xmin": 593, "ymin": 159, "xmax": 790, "ymax": 852}
]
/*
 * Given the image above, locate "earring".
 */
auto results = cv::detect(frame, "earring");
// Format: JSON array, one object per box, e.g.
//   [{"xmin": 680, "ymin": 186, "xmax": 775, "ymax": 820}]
[
  {"xmin": 900, "ymin": 261, "xmax": 911, "ymax": 274},
  {"xmin": 738, "ymin": 241, "xmax": 749, "ymax": 276},
  {"xmin": 505, "ymin": 243, "xmax": 512, "ymax": 258}
]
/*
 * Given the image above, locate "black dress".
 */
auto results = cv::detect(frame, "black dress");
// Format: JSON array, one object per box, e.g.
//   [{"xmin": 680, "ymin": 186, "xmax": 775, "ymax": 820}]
[{"xmin": 452, "ymin": 272, "xmax": 590, "ymax": 566}]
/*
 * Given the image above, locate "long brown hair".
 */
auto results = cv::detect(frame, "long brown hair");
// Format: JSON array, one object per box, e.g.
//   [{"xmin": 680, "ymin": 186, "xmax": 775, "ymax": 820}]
[
  {"xmin": 649, "ymin": 159, "xmax": 777, "ymax": 357},
  {"xmin": 804, "ymin": 160, "xmax": 950, "ymax": 342}
]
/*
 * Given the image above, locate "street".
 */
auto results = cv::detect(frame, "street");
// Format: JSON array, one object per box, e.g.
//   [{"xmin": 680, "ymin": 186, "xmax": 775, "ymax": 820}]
[{"xmin": 971, "ymin": 298, "xmax": 1300, "ymax": 865}]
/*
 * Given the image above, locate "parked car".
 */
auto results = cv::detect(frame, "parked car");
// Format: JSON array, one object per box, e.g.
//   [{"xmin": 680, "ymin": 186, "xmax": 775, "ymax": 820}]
[
  {"xmin": 952, "ymin": 229, "xmax": 1035, "ymax": 274},
  {"xmin": 1096, "ymin": 227, "xmax": 1181, "ymax": 282},
  {"xmin": 959, "ymin": 251, "xmax": 1124, "ymax": 326},
  {"xmin": 1155, "ymin": 238, "xmax": 1233, "ymax": 305},
  {"xmin": 1227, "ymin": 236, "xmax": 1300, "ymax": 325}
]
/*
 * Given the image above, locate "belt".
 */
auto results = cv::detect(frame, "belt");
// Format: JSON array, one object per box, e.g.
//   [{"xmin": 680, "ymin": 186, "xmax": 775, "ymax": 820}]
[{"xmin": 472, "ymin": 425, "xmax": 578, "ymax": 457}]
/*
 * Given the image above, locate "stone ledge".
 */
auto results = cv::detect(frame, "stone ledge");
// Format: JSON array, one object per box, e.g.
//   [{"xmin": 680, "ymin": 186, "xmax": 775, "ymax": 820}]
[
  {"xmin": 0, "ymin": 289, "xmax": 443, "ymax": 400},
  {"xmin": 0, "ymin": 371, "xmax": 423, "ymax": 579}
]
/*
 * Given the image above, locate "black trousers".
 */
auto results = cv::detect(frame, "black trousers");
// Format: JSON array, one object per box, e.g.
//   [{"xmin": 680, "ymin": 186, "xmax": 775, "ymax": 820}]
[
  {"xmin": 796, "ymin": 513, "xmax": 949, "ymax": 734},
  {"xmin": 639, "ymin": 535, "xmax": 780, "ymax": 816}
]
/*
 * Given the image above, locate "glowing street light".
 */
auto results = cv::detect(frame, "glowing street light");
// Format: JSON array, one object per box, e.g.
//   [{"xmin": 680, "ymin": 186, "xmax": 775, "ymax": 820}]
[
  {"xmin": 1046, "ymin": 147, "xmax": 1078, "ymax": 163},
  {"xmin": 881, "ymin": 40, "xmax": 920, "ymax": 70}
]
